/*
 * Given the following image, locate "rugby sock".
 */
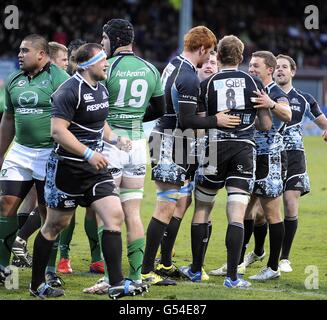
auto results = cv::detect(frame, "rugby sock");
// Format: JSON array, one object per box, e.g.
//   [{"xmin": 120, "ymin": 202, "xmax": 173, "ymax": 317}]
[
  {"xmin": 239, "ymin": 219, "xmax": 254, "ymax": 264},
  {"xmin": 17, "ymin": 213, "xmax": 30, "ymax": 230},
  {"xmin": 127, "ymin": 237, "xmax": 145, "ymax": 281},
  {"xmin": 59, "ymin": 214, "xmax": 76, "ymax": 259},
  {"xmin": 267, "ymin": 222, "xmax": 285, "ymax": 271},
  {"xmin": 102, "ymin": 230, "xmax": 123, "ymax": 285},
  {"xmin": 97, "ymin": 226, "xmax": 108, "ymax": 280},
  {"xmin": 85, "ymin": 215, "xmax": 102, "ymax": 263},
  {"xmin": 225, "ymin": 223, "xmax": 244, "ymax": 281},
  {"xmin": 46, "ymin": 235, "xmax": 59, "ymax": 274},
  {"xmin": 253, "ymin": 222, "xmax": 268, "ymax": 256},
  {"xmin": 191, "ymin": 223, "xmax": 209, "ymax": 273},
  {"xmin": 203, "ymin": 220, "xmax": 212, "ymax": 258},
  {"xmin": 0, "ymin": 216, "xmax": 18, "ymax": 266},
  {"xmin": 31, "ymin": 231, "xmax": 54, "ymax": 291},
  {"xmin": 142, "ymin": 217, "xmax": 167, "ymax": 274},
  {"xmin": 18, "ymin": 207, "xmax": 41, "ymax": 241},
  {"xmin": 280, "ymin": 218, "xmax": 298, "ymax": 260},
  {"xmin": 160, "ymin": 216, "xmax": 182, "ymax": 267}
]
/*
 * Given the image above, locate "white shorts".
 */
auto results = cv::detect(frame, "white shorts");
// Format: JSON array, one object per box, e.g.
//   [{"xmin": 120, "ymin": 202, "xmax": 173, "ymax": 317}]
[
  {"xmin": 102, "ymin": 139, "xmax": 147, "ymax": 179},
  {"xmin": 0, "ymin": 142, "xmax": 52, "ymax": 181}
]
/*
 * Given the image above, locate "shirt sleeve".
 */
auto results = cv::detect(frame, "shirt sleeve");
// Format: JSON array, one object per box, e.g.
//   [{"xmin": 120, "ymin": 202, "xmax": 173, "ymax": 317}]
[
  {"xmin": 51, "ymin": 87, "xmax": 78, "ymax": 122},
  {"xmin": 153, "ymin": 67, "xmax": 164, "ymax": 97},
  {"xmin": 52, "ymin": 68, "xmax": 70, "ymax": 91},
  {"xmin": 303, "ymin": 92, "xmax": 322, "ymax": 120},
  {"xmin": 4, "ymin": 83, "xmax": 14, "ymax": 114}
]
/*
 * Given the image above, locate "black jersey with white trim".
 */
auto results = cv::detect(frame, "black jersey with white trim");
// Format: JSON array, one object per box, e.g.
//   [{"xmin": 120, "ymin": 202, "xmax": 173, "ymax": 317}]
[
  {"xmin": 200, "ymin": 69, "xmax": 264, "ymax": 144},
  {"xmin": 51, "ymin": 72, "xmax": 109, "ymax": 161},
  {"xmin": 255, "ymin": 81, "xmax": 289, "ymax": 154},
  {"xmin": 283, "ymin": 88, "xmax": 322, "ymax": 151},
  {"xmin": 155, "ymin": 55, "xmax": 200, "ymax": 131}
]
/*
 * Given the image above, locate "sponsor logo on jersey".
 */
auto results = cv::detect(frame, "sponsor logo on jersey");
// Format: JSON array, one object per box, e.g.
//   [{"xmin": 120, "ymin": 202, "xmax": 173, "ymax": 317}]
[
  {"xmin": 16, "ymin": 108, "xmax": 43, "ymax": 114},
  {"xmin": 83, "ymin": 93, "xmax": 95, "ymax": 102},
  {"xmin": 291, "ymin": 97, "xmax": 300, "ymax": 104},
  {"xmin": 38, "ymin": 80, "xmax": 50, "ymax": 88},
  {"xmin": 102, "ymin": 91, "xmax": 108, "ymax": 99},
  {"xmin": 18, "ymin": 91, "xmax": 38, "ymax": 107},
  {"xmin": 17, "ymin": 80, "xmax": 26, "ymax": 87},
  {"xmin": 109, "ymin": 114, "xmax": 140, "ymax": 119},
  {"xmin": 116, "ymin": 67, "xmax": 149, "ymax": 78},
  {"xmin": 290, "ymin": 105, "xmax": 301, "ymax": 112},
  {"xmin": 86, "ymin": 101, "xmax": 109, "ymax": 111}
]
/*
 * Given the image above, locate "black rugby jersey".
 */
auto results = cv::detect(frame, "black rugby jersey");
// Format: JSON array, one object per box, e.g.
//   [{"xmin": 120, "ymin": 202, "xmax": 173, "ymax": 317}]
[
  {"xmin": 255, "ymin": 81, "xmax": 289, "ymax": 154},
  {"xmin": 155, "ymin": 55, "xmax": 217, "ymax": 132},
  {"xmin": 199, "ymin": 68, "xmax": 264, "ymax": 144},
  {"xmin": 51, "ymin": 72, "xmax": 109, "ymax": 161},
  {"xmin": 283, "ymin": 88, "xmax": 322, "ymax": 151}
]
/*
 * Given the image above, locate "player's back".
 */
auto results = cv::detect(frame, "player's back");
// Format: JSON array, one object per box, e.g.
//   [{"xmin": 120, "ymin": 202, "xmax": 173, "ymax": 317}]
[
  {"xmin": 202, "ymin": 69, "xmax": 264, "ymax": 144},
  {"xmin": 155, "ymin": 55, "xmax": 199, "ymax": 131},
  {"xmin": 106, "ymin": 52, "xmax": 162, "ymax": 139}
]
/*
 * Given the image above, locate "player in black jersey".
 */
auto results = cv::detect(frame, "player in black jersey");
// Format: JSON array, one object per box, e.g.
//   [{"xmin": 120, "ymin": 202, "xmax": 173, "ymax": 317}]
[
  {"xmin": 29, "ymin": 43, "xmax": 147, "ymax": 299},
  {"xmin": 142, "ymin": 26, "xmax": 241, "ymax": 285},
  {"xmin": 180, "ymin": 35, "xmax": 272, "ymax": 288}
]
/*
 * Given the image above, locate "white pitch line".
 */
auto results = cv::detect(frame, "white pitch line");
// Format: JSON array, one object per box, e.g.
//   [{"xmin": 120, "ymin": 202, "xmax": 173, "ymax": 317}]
[{"xmin": 179, "ymin": 281, "xmax": 327, "ymax": 299}]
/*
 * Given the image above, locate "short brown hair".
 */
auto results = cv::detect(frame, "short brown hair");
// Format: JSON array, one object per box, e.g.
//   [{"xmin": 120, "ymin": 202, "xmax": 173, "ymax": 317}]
[
  {"xmin": 184, "ymin": 26, "xmax": 217, "ymax": 52},
  {"xmin": 217, "ymin": 35, "xmax": 244, "ymax": 65},
  {"xmin": 23, "ymin": 34, "xmax": 49, "ymax": 54},
  {"xmin": 49, "ymin": 42, "xmax": 68, "ymax": 60},
  {"xmin": 252, "ymin": 51, "xmax": 277, "ymax": 71},
  {"xmin": 75, "ymin": 43, "xmax": 103, "ymax": 66},
  {"xmin": 276, "ymin": 54, "xmax": 297, "ymax": 72}
]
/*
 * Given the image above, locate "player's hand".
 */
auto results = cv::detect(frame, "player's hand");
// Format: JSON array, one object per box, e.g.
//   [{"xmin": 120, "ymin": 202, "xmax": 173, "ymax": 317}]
[
  {"xmin": 88, "ymin": 151, "xmax": 109, "ymax": 171},
  {"xmin": 117, "ymin": 137, "xmax": 132, "ymax": 152},
  {"xmin": 322, "ymin": 129, "xmax": 327, "ymax": 142},
  {"xmin": 215, "ymin": 110, "xmax": 241, "ymax": 128},
  {"xmin": 252, "ymin": 90, "xmax": 275, "ymax": 109}
]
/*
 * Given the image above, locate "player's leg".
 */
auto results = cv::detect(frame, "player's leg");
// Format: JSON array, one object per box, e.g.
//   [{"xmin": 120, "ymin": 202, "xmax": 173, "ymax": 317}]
[
  {"xmin": 179, "ymin": 185, "xmax": 216, "ymax": 282},
  {"xmin": 0, "ymin": 144, "xmax": 35, "ymax": 267},
  {"xmin": 30, "ymin": 207, "xmax": 74, "ymax": 298},
  {"xmin": 57, "ymin": 213, "xmax": 75, "ymax": 273},
  {"xmin": 157, "ymin": 181, "xmax": 193, "ymax": 276},
  {"xmin": 280, "ymin": 150, "xmax": 309, "ymax": 272}
]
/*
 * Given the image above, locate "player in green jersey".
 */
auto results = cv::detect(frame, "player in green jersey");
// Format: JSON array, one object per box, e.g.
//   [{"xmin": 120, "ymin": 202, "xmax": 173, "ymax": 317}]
[
  {"xmin": 83, "ymin": 19, "xmax": 166, "ymax": 294},
  {"xmin": 0, "ymin": 34, "xmax": 69, "ymax": 279}
]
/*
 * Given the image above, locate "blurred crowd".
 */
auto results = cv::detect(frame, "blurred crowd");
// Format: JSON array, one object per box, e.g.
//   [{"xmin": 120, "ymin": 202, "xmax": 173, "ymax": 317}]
[{"xmin": 0, "ymin": 0, "xmax": 326, "ymax": 68}]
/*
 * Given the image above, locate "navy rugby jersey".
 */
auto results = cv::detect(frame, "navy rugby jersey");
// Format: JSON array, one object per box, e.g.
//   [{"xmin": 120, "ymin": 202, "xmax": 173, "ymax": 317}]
[
  {"xmin": 255, "ymin": 81, "xmax": 289, "ymax": 154},
  {"xmin": 51, "ymin": 72, "xmax": 109, "ymax": 161},
  {"xmin": 283, "ymin": 88, "xmax": 322, "ymax": 151},
  {"xmin": 199, "ymin": 68, "xmax": 265, "ymax": 145},
  {"xmin": 155, "ymin": 55, "xmax": 216, "ymax": 132}
]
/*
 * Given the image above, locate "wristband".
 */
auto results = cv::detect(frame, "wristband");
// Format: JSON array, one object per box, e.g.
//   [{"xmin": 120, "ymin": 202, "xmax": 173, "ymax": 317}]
[{"xmin": 83, "ymin": 147, "xmax": 94, "ymax": 161}]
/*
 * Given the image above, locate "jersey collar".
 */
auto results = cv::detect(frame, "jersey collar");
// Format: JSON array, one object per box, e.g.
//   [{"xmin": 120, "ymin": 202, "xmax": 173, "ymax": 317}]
[
  {"xmin": 114, "ymin": 51, "xmax": 134, "ymax": 57},
  {"xmin": 220, "ymin": 68, "xmax": 238, "ymax": 72},
  {"xmin": 75, "ymin": 72, "xmax": 99, "ymax": 91},
  {"xmin": 179, "ymin": 55, "xmax": 197, "ymax": 72},
  {"xmin": 265, "ymin": 80, "xmax": 275, "ymax": 90},
  {"xmin": 24, "ymin": 61, "xmax": 51, "ymax": 79}
]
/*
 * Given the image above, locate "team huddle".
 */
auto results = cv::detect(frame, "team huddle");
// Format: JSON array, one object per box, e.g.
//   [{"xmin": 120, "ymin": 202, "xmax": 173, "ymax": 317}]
[{"xmin": 0, "ymin": 19, "xmax": 327, "ymax": 299}]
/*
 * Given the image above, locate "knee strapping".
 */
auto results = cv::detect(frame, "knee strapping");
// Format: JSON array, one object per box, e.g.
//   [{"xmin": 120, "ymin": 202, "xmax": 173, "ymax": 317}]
[
  {"xmin": 227, "ymin": 192, "xmax": 250, "ymax": 205},
  {"xmin": 179, "ymin": 182, "xmax": 194, "ymax": 197},
  {"xmin": 120, "ymin": 188, "xmax": 144, "ymax": 202},
  {"xmin": 194, "ymin": 186, "xmax": 217, "ymax": 203}
]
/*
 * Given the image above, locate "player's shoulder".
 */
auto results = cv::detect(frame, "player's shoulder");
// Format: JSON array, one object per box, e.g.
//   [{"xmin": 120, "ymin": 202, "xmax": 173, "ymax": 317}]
[
  {"xmin": 270, "ymin": 82, "xmax": 288, "ymax": 98},
  {"xmin": 49, "ymin": 63, "xmax": 70, "ymax": 79},
  {"xmin": 295, "ymin": 88, "xmax": 317, "ymax": 104},
  {"xmin": 5, "ymin": 69, "xmax": 24, "ymax": 89}
]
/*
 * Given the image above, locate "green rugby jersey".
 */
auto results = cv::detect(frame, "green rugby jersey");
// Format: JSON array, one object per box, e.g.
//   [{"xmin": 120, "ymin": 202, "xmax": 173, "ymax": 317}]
[
  {"xmin": 0, "ymin": 88, "xmax": 4, "ymax": 113},
  {"xmin": 105, "ymin": 52, "xmax": 163, "ymax": 139},
  {"xmin": 5, "ymin": 63, "xmax": 69, "ymax": 148}
]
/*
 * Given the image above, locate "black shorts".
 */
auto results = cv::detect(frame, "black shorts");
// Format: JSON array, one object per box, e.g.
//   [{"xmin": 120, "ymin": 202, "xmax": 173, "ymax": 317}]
[
  {"xmin": 44, "ymin": 152, "xmax": 118, "ymax": 210},
  {"xmin": 149, "ymin": 130, "xmax": 199, "ymax": 186},
  {"xmin": 284, "ymin": 150, "xmax": 310, "ymax": 196},
  {"xmin": 253, "ymin": 150, "xmax": 287, "ymax": 198},
  {"xmin": 196, "ymin": 141, "xmax": 255, "ymax": 192}
]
